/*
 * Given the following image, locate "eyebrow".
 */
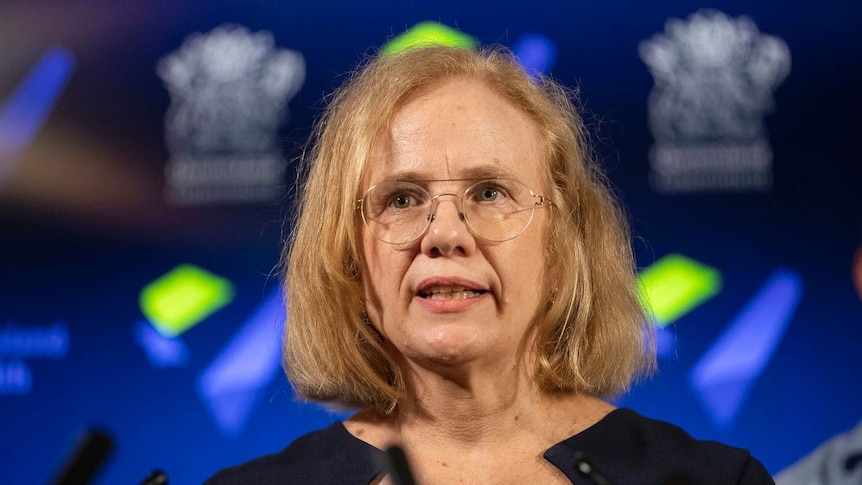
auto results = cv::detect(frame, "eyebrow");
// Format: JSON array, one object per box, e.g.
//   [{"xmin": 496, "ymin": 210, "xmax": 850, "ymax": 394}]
[{"xmin": 388, "ymin": 165, "xmax": 520, "ymax": 182}]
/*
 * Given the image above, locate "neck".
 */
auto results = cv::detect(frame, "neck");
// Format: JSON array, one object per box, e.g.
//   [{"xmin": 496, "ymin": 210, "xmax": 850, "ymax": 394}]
[
  {"xmin": 402, "ymin": 360, "xmax": 534, "ymax": 442},
  {"xmin": 376, "ymin": 356, "xmax": 610, "ymax": 448}
]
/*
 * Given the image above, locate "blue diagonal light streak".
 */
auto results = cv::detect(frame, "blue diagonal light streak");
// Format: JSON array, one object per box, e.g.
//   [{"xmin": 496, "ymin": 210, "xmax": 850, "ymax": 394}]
[
  {"xmin": 0, "ymin": 48, "xmax": 75, "ymax": 192},
  {"xmin": 134, "ymin": 320, "xmax": 189, "ymax": 368},
  {"xmin": 0, "ymin": 48, "xmax": 75, "ymax": 156},
  {"xmin": 689, "ymin": 268, "xmax": 802, "ymax": 428},
  {"xmin": 197, "ymin": 287, "xmax": 285, "ymax": 437},
  {"xmin": 655, "ymin": 325, "xmax": 677, "ymax": 358}
]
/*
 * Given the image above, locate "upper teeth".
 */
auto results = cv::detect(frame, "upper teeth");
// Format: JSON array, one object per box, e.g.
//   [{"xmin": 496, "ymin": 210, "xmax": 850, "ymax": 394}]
[
  {"xmin": 421, "ymin": 286, "xmax": 482, "ymax": 300},
  {"xmin": 427, "ymin": 286, "xmax": 469, "ymax": 294}
]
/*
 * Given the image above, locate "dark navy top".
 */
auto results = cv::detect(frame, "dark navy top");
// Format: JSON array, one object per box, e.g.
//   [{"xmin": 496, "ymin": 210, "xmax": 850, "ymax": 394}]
[{"xmin": 205, "ymin": 408, "xmax": 774, "ymax": 484}]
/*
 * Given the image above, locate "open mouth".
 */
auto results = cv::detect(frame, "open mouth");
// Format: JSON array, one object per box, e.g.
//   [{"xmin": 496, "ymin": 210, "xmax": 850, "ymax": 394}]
[{"xmin": 417, "ymin": 286, "xmax": 487, "ymax": 300}]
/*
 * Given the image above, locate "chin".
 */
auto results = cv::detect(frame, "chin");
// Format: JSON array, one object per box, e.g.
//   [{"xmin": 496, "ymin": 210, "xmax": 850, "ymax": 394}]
[
  {"xmin": 410, "ymin": 350, "xmax": 482, "ymax": 371},
  {"xmin": 406, "ymin": 329, "xmax": 490, "ymax": 366}
]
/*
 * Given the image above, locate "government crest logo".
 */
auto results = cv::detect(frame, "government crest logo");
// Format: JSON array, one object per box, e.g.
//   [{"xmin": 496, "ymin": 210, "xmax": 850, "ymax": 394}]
[
  {"xmin": 639, "ymin": 10, "xmax": 790, "ymax": 193},
  {"xmin": 158, "ymin": 25, "xmax": 305, "ymax": 204}
]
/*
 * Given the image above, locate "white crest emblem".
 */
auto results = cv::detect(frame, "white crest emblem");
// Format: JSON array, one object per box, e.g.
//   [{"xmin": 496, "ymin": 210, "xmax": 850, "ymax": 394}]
[
  {"xmin": 158, "ymin": 25, "xmax": 305, "ymax": 204},
  {"xmin": 639, "ymin": 10, "xmax": 790, "ymax": 192}
]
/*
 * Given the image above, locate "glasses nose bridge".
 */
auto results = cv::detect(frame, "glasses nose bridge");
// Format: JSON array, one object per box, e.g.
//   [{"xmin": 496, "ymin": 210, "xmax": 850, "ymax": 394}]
[{"xmin": 428, "ymin": 191, "xmax": 465, "ymax": 221}]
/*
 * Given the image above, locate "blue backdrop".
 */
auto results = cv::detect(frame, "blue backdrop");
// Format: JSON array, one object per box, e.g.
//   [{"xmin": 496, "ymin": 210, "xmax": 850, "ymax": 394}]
[{"xmin": 1, "ymin": 1, "xmax": 860, "ymax": 483}]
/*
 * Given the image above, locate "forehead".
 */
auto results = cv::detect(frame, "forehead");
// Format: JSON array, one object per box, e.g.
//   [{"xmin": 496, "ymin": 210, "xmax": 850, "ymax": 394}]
[{"xmin": 363, "ymin": 78, "xmax": 545, "ymax": 188}]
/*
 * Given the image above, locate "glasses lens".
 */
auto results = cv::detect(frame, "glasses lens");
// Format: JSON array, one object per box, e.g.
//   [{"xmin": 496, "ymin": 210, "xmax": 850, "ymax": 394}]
[
  {"xmin": 360, "ymin": 178, "xmax": 539, "ymax": 244},
  {"xmin": 463, "ymin": 179, "xmax": 536, "ymax": 242},
  {"xmin": 362, "ymin": 181, "xmax": 430, "ymax": 244}
]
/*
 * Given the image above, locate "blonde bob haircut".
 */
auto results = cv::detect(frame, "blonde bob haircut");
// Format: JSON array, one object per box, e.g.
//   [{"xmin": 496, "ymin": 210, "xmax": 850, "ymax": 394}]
[{"xmin": 284, "ymin": 45, "xmax": 655, "ymax": 414}]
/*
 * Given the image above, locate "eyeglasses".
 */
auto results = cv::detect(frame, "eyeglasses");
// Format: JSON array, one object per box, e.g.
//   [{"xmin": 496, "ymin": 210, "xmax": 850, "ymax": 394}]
[{"xmin": 356, "ymin": 178, "xmax": 552, "ymax": 245}]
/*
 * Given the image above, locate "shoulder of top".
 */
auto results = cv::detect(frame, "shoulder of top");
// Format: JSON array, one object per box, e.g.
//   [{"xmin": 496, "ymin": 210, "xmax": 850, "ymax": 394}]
[
  {"xmin": 202, "ymin": 422, "xmax": 351, "ymax": 484},
  {"xmin": 611, "ymin": 408, "xmax": 752, "ymax": 457},
  {"xmin": 562, "ymin": 408, "xmax": 774, "ymax": 484}
]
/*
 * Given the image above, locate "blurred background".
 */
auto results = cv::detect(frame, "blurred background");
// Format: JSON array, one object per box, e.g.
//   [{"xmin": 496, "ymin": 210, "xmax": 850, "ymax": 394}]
[{"xmin": 1, "ymin": 0, "xmax": 860, "ymax": 483}]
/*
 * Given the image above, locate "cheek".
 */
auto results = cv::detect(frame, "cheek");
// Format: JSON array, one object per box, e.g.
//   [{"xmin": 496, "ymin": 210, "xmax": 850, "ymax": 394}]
[
  {"xmin": 494, "ymin": 233, "xmax": 547, "ymax": 303},
  {"xmin": 362, "ymin": 235, "xmax": 385, "ymax": 295},
  {"xmin": 514, "ymin": 223, "xmax": 550, "ymax": 301},
  {"xmin": 361, "ymin": 236, "xmax": 411, "ymax": 309},
  {"xmin": 361, "ymin": 237, "xmax": 388, "ymax": 332}
]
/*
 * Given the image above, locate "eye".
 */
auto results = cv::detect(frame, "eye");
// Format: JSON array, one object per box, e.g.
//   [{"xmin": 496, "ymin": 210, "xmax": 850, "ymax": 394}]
[
  {"xmin": 390, "ymin": 193, "xmax": 416, "ymax": 209},
  {"xmin": 471, "ymin": 181, "xmax": 510, "ymax": 203},
  {"xmin": 480, "ymin": 187, "xmax": 498, "ymax": 201},
  {"xmin": 378, "ymin": 182, "xmax": 427, "ymax": 211}
]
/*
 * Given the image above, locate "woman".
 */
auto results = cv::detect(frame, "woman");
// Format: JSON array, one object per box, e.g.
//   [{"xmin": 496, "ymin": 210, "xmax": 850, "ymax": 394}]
[{"xmin": 208, "ymin": 46, "xmax": 773, "ymax": 484}]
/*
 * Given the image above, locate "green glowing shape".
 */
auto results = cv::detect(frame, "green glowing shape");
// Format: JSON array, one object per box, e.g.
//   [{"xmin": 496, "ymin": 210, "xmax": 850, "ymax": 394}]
[
  {"xmin": 381, "ymin": 21, "xmax": 478, "ymax": 56},
  {"xmin": 637, "ymin": 254, "xmax": 722, "ymax": 327},
  {"xmin": 140, "ymin": 264, "xmax": 235, "ymax": 337}
]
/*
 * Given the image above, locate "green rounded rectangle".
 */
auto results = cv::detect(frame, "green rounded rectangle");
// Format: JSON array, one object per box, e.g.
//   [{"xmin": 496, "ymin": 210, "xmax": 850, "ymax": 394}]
[
  {"xmin": 140, "ymin": 264, "xmax": 235, "ymax": 337},
  {"xmin": 638, "ymin": 253, "xmax": 722, "ymax": 326},
  {"xmin": 381, "ymin": 21, "xmax": 478, "ymax": 56}
]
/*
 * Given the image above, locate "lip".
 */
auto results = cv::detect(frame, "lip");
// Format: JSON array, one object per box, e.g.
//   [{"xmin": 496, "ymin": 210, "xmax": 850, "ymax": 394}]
[{"xmin": 413, "ymin": 276, "xmax": 490, "ymax": 314}]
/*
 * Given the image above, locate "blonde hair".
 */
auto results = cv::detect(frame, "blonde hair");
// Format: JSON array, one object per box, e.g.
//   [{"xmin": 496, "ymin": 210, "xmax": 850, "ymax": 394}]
[{"xmin": 284, "ymin": 45, "xmax": 655, "ymax": 414}]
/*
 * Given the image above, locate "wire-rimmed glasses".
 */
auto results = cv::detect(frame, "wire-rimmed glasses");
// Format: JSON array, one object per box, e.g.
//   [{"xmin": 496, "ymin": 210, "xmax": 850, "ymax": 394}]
[{"xmin": 356, "ymin": 178, "xmax": 552, "ymax": 245}]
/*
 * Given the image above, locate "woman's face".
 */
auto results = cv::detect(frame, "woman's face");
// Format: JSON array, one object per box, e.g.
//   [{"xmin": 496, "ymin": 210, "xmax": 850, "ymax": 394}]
[{"xmin": 360, "ymin": 78, "xmax": 549, "ymax": 373}]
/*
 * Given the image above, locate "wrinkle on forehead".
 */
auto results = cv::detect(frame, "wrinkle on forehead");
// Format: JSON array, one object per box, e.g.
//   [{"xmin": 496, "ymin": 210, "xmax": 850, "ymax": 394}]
[{"xmin": 362, "ymin": 78, "xmax": 544, "ymax": 190}]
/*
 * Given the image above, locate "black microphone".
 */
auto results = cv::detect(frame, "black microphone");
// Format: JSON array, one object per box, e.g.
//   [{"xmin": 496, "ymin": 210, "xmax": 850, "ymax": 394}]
[
  {"xmin": 573, "ymin": 452, "xmax": 611, "ymax": 485},
  {"xmin": 385, "ymin": 445, "xmax": 417, "ymax": 485},
  {"xmin": 138, "ymin": 469, "xmax": 168, "ymax": 485},
  {"xmin": 52, "ymin": 429, "xmax": 113, "ymax": 485}
]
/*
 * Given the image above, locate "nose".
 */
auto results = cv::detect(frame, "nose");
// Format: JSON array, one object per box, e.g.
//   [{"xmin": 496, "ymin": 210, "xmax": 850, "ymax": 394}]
[{"xmin": 420, "ymin": 195, "xmax": 476, "ymax": 257}]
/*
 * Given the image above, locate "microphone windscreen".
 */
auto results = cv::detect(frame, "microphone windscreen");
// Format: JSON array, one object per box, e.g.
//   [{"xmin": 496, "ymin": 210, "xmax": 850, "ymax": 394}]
[{"xmin": 52, "ymin": 429, "xmax": 113, "ymax": 485}]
